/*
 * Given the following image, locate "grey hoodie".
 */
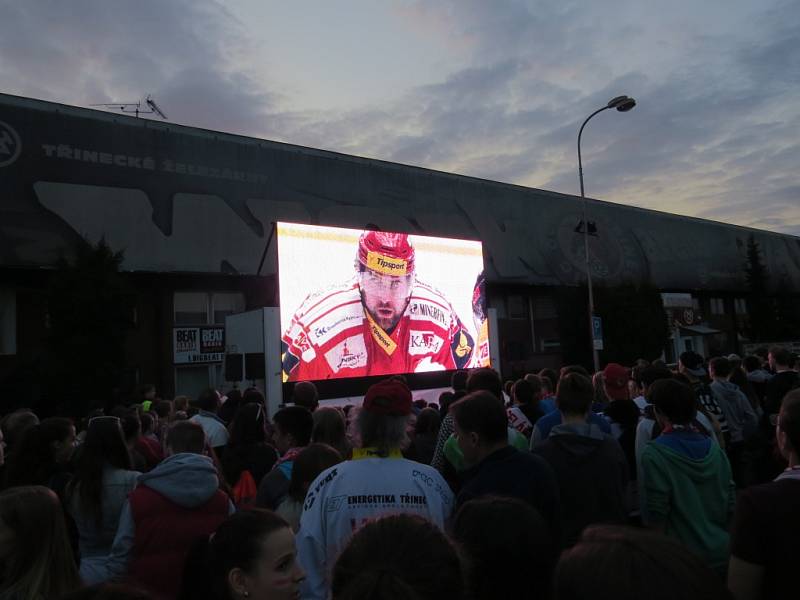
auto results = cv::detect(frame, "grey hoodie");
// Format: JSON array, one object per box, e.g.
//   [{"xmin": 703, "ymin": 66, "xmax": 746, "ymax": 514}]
[
  {"xmin": 137, "ymin": 452, "xmax": 220, "ymax": 507},
  {"xmin": 81, "ymin": 452, "xmax": 233, "ymax": 584},
  {"xmin": 710, "ymin": 380, "xmax": 758, "ymax": 443}
]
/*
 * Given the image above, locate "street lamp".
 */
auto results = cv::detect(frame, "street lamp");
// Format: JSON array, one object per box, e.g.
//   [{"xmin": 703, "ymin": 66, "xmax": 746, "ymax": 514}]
[{"xmin": 577, "ymin": 95, "xmax": 636, "ymax": 373}]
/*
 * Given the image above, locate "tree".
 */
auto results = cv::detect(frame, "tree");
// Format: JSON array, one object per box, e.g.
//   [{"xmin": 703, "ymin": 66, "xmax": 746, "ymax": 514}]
[
  {"xmin": 44, "ymin": 238, "xmax": 135, "ymax": 416},
  {"xmin": 743, "ymin": 235, "xmax": 775, "ymax": 341}
]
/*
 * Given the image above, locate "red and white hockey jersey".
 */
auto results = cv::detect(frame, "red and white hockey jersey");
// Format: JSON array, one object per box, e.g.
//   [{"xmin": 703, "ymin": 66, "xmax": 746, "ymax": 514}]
[{"xmin": 281, "ymin": 278, "xmax": 475, "ymax": 381}]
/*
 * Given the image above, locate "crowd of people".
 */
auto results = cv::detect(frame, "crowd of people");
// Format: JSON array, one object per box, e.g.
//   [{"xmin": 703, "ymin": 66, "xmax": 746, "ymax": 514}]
[{"xmin": 1, "ymin": 346, "xmax": 799, "ymax": 599}]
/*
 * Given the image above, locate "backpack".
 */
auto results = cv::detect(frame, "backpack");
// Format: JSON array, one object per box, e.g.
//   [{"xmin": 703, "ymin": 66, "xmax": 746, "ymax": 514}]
[{"xmin": 231, "ymin": 469, "xmax": 257, "ymax": 509}]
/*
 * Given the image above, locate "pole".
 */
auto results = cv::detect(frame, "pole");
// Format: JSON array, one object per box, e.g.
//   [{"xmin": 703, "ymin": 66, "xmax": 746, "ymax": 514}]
[{"xmin": 578, "ymin": 107, "xmax": 607, "ymax": 374}]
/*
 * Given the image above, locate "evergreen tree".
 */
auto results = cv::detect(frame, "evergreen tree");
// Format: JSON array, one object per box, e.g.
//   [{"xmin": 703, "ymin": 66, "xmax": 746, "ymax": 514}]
[
  {"xmin": 44, "ymin": 238, "xmax": 134, "ymax": 416},
  {"xmin": 743, "ymin": 235, "xmax": 775, "ymax": 341}
]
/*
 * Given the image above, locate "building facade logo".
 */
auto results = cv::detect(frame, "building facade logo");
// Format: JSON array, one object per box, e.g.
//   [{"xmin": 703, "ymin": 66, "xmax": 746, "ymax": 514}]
[{"xmin": 0, "ymin": 121, "xmax": 21, "ymax": 168}]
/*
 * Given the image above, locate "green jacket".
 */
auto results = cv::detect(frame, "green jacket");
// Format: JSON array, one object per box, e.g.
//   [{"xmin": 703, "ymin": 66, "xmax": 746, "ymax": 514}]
[{"xmin": 641, "ymin": 439, "xmax": 734, "ymax": 570}]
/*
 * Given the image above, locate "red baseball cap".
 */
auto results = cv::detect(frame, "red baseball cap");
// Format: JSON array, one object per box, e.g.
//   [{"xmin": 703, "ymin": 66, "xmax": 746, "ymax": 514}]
[
  {"xmin": 357, "ymin": 231, "xmax": 415, "ymax": 277},
  {"xmin": 362, "ymin": 379, "xmax": 413, "ymax": 416},
  {"xmin": 602, "ymin": 363, "xmax": 630, "ymax": 400}
]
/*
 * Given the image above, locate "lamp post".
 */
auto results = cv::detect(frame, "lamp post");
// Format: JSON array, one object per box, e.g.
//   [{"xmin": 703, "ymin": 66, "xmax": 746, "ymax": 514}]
[{"xmin": 577, "ymin": 95, "xmax": 636, "ymax": 373}]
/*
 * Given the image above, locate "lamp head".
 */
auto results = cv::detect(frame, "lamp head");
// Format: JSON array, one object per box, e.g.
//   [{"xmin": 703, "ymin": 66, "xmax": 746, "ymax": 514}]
[{"xmin": 607, "ymin": 95, "xmax": 636, "ymax": 112}]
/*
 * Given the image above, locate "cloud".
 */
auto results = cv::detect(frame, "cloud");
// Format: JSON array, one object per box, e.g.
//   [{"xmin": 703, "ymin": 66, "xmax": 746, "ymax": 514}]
[
  {"xmin": 1, "ymin": 0, "xmax": 797, "ymax": 238},
  {"xmin": 0, "ymin": 0, "xmax": 278, "ymax": 134}
]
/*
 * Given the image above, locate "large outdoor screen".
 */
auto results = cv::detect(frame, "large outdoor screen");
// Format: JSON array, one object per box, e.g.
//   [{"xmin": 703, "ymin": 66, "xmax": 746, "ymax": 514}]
[{"xmin": 277, "ymin": 222, "xmax": 488, "ymax": 382}]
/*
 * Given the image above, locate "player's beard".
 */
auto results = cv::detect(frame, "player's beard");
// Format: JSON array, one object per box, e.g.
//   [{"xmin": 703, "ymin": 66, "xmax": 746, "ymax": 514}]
[{"xmin": 362, "ymin": 292, "xmax": 409, "ymax": 334}]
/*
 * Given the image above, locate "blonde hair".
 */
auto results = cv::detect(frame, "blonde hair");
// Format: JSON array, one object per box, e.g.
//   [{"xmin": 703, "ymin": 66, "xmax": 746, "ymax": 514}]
[{"xmin": 0, "ymin": 485, "xmax": 80, "ymax": 599}]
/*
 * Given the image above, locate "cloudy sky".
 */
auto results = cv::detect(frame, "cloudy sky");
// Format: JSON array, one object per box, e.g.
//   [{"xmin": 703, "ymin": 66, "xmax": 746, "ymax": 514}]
[{"xmin": 2, "ymin": 0, "xmax": 798, "ymax": 236}]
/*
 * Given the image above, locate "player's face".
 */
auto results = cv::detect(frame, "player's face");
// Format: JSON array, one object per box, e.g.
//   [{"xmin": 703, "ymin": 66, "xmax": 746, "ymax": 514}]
[{"xmin": 359, "ymin": 268, "xmax": 413, "ymax": 331}]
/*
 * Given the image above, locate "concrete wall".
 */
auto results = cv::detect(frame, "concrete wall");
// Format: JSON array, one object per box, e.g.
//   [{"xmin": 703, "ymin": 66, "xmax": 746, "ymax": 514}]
[{"xmin": 2, "ymin": 93, "xmax": 799, "ymax": 292}]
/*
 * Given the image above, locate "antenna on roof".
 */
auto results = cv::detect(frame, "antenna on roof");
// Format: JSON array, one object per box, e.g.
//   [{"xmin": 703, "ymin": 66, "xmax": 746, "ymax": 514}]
[{"xmin": 89, "ymin": 94, "xmax": 168, "ymax": 120}]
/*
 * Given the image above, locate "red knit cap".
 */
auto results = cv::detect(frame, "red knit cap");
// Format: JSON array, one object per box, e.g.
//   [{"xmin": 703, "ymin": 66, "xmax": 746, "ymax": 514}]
[
  {"xmin": 602, "ymin": 363, "xmax": 631, "ymax": 400},
  {"xmin": 362, "ymin": 379, "xmax": 413, "ymax": 416},
  {"xmin": 357, "ymin": 231, "xmax": 415, "ymax": 277}
]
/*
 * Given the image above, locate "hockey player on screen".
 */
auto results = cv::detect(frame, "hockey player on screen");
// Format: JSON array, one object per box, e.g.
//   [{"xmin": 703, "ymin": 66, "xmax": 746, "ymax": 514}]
[{"xmin": 281, "ymin": 231, "xmax": 476, "ymax": 381}]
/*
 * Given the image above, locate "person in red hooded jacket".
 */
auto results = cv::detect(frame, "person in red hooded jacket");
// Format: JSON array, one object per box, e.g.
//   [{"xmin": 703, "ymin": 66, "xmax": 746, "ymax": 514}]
[{"xmin": 281, "ymin": 231, "xmax": 475, "ymax": 381}]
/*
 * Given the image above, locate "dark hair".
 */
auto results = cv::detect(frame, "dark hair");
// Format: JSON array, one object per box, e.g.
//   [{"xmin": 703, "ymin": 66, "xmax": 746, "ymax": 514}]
[
  {"xmin": 554, "ymin": 525, "xmax": 733, "ymax": 600},
  {"xmin": 153, "ymin": 400, "xmax": 172, "ymax": 420},
  {"xmin": 639, "ymin": 365, "xmax": 673, "ymax": 388},
  {"xmin": 139, "ymin": 412, "xmax": 154, "ymax": 434},
  {"xmin": 312, "ymin": 407, "xmax": 350, "ymax": 459},
  {"xmin": 273, "ymin": 406, "xmax": 314, "ymax": 447},
  {"xmin": 512, "ymin": 379, "xmax": 535, "ymax": 405},
  {"xmin": 59, "ymin": 583, "xmax": 154, "ymax": 600},
  {"xmin": 453, "ymin": 496, "xmax": 554, "ymax": 600},
  {"xmin": 523, "ymin": 373, "xmax": 543, "ymax": 397},
  {"xmin": 120, "ymin": 411, "xmax": 141, "ymax": 442},
  {"xmin": 332, "ymin": 514, "xmax": 463, "ymax": 600},
  {"xmin": 438, "ymin": 391, "xmax": 455, "ymax": 419},
  {"xmin": 179, "ymin": 509, "xmax": 292, "ymax": 600},
  {"xmin": 5, "ymin": 417, "xmax": 74, "ymax": 488},
  {"xmin": 228, "ymin": 402, "xmax": 266, "ymax": 447},
  {"xmin": 292, "ymin": 381, "xmax": 319, "ymax": 410},
  {"xmin": 451, "ymin": 390, "xmax": 507, "ymax": 445},
  {"xmin": 242, "ymin": 387, "xmax": 265, "ymax": 406},
  {"xmin": 779, "ymin": 390, "xmax": 800, "ymax": 453},
  {"xmin": 167, "ymin": 421, "xmax": 206, "ymax": 454},
  {"xmin": 217, "ymin": 389, "xmax": 242, "ymax": 424},
  {"xmin": 769, "ymin": 346, "xmax": 792, "ymax": 367},
  {"xmin": 649, "ymin": 379, "xmax": 696, "ymax": 425},
  {"xmin": 561, "ymin": 364, "xmax": 590, "ymax": 378},
  {"xmin": 742, "ymin": 355, "xmax": 762, "ymax": 373},
  {"xmin": 196, "ymin": 388, "xmax": 220, "ymax": 412},
  {"xmin": 67, "ymin": 417, "xmax": 133, "ymax": 526},
  {"xmin": 538, "ymin": 369, "xmax": 558, "ymax": 393},
  {"xmin": 287, "ymin": 443, "xmax": 343, "ymax": 502},
  {"xmin": 415, "ymin": 407, "xmax": 441, "ymax": 436},
  {"xmin": 0, "ymin": 486, "xmax": 81, "ymax": 599},
  {"xmin": 0, "ymin": 410, "xmax": 39, "ymax": 455},
  {"xmin": 556, "ymin": 373, "xmax": 593, "ymax": 416},
  {"xmin": 709, "ymin": 356, "xmax": 732, "ymax": 378},
  {"xmin": 466, "ymin": 368, "xmax": 503, "ymax": 401},
  {"xmin": 451, "ymin": 369, "xmax": 469, "ymax": 392}
]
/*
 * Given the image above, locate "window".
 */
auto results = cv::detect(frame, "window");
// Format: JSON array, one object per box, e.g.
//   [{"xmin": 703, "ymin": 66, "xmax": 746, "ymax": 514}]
[
  {"xmin": 174, "ymin": 291, "xmax": 245, "ymax": 325},
  {"xmin": 710, "ymin": 297, "xmax": 725, "ymax": 315},
  {"xmin": 0, "ymin": 290, "xmax": 16, "ymax": 355},
  {"xmin": 212, "ymin": 292, "xmax": 246, "ymax": 324},
  {"xmin": 532, "ymin": 296, "xmax": 557, "ymax": 320},
  {"xmin": 174, "ymin": 292, "xmax": 209, "ymax": 325},
  {"xmin": 734, "ymin": 298, "xmax": 747, "ymax": 315},
  {"xmin": 507, "ymin": 295, "xmax": 527, "ymax": 320}
]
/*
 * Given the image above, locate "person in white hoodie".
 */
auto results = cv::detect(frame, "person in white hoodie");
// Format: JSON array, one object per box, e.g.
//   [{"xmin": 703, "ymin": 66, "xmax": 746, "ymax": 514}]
[{"xmin": 296, "ymin": 378, "xmax": 454, "ymax": 600}]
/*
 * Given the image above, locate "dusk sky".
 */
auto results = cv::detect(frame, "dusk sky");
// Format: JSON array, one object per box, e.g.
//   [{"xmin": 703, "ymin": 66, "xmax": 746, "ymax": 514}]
[{"xmin": 2, "ymin": 0, "xmax": 798, "ymax": 236}]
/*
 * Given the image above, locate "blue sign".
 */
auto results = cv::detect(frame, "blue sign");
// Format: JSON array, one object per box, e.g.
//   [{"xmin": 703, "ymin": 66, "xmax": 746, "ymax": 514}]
[{"xmin": 592, "ymin": 316, "xmax": 604, "ymax": 350}]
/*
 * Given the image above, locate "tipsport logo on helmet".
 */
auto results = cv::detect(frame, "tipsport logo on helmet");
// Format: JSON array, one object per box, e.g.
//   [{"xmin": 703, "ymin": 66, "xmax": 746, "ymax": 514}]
[
  {"xmin": 358, "ymin": 231, "xmax": 415, "ymax": 275},
  {"xmin": 366, "ymin": 251, "xmax": 408, "ymax": 276}
]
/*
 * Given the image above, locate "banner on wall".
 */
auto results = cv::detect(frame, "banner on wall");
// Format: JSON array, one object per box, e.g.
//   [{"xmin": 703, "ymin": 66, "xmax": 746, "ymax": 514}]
[{"xmin": 173, "ymin": 326, "xmax": 225, "ymax": 364}]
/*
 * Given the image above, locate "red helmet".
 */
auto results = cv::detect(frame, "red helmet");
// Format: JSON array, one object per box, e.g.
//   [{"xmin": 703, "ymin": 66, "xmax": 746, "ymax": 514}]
[{"xmin": 357, "ymin": 231, "xmax": 415, "ymax": 276}]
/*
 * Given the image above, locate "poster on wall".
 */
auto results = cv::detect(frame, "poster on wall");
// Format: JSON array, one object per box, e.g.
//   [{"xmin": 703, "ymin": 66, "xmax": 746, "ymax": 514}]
[
  {"xmin": 173, "ymin": 326, "xmax": 225, "ymax": 364},
  {"xmin": 277, "ymin": 222, "xmax": 489, "ymax": 382}
]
